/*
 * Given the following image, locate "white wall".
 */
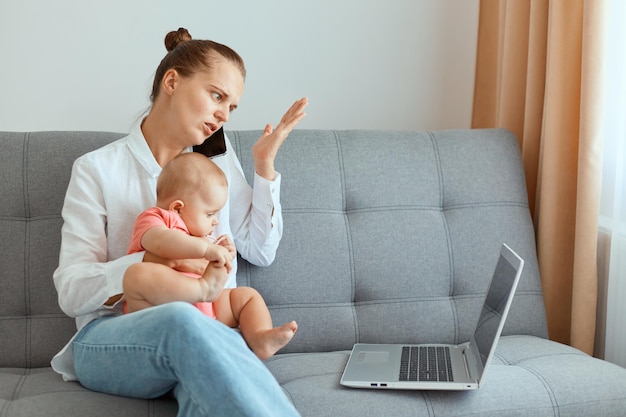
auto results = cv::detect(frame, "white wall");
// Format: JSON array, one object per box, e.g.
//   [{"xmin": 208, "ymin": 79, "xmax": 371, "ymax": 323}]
[{"xmin": 0, "ymin": 0, "xmax": 479, "ymax": 133}]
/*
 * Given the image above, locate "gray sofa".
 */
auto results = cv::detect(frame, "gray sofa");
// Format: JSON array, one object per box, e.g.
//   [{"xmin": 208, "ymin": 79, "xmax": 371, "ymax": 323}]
[{"xmin": 2, "ymin": 128, "xmax": 626, "ymax": 417}]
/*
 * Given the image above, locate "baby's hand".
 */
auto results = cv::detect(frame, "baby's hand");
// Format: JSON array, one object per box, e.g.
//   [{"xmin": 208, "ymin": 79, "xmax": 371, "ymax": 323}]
[
  {"xmin": 214, "ymin": 234, "xmax": 236, "ymax": 260},
  {"xmin": 203, "ymin": 243, "xmax": 232, "ymax": 267}
]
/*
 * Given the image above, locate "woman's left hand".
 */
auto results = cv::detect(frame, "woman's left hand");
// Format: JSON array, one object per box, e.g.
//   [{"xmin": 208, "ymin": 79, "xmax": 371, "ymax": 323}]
[{"xmin": 253, "ymin": 97, "xmax": 308, "ymax": 180}]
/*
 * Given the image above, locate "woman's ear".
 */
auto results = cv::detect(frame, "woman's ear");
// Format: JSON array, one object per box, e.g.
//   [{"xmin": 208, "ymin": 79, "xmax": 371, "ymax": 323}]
[
  {"xmin": 162, "ymin": 69, "xmax": 179, "ymax": 96},
  {"xmin": 169, "ymin": 199, "xmax": 185, "ymax": 213}
]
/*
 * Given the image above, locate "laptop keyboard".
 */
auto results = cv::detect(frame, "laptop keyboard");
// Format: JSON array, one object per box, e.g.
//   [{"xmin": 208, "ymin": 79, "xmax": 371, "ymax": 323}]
[{"xmin": 399, "ymin": 346, "xmax": 453, "ymax": 382}]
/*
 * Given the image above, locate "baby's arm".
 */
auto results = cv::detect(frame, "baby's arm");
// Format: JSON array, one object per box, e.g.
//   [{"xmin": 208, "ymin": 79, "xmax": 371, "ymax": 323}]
[{"xmin": 141, "ymin": 226, "xmax": 231, "ymax": 266}]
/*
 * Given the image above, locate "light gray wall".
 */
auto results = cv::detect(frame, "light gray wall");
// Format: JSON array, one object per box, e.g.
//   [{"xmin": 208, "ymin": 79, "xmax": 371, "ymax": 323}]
[{"xmin": 0, "ymin": 0, "xmax": 479, "ymax": 133}]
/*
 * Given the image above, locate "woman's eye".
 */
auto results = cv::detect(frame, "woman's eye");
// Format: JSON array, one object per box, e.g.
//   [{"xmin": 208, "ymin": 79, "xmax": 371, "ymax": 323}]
[{"xmin": 212, "ymin": 92, "xmax": 222, "ymax": 101}]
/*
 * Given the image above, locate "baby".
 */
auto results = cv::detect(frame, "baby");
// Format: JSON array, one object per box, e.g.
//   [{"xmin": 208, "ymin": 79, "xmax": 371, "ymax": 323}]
[{"xmin": 123, "ymin": 152, "xmax": 297, "ymax": 359}]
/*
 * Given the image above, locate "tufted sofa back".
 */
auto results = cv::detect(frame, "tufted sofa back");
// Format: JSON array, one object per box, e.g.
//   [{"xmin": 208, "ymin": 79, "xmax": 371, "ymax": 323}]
[
  {"xmin": 0, "ymin": 131, "xmax": 124, "ymax": 367},
  {"xmin": 0, "ymin": 129, "xmax": 547, "ymax": 368},
  {"xmin": 230, "ymin": 129, "xmax": 547, "ymax": 353}
]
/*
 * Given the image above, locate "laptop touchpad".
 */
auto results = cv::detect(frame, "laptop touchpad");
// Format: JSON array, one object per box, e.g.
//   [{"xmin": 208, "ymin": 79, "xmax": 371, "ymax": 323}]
[{"xmin": 357, "ymin": 351, "xmax": 390, "ymax": 363}]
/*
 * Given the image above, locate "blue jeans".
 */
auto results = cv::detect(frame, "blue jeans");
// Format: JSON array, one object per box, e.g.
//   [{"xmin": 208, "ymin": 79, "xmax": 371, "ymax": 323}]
[{"xmin": 72, "ymin": 302, "xmax": 300, "ymax": 417}]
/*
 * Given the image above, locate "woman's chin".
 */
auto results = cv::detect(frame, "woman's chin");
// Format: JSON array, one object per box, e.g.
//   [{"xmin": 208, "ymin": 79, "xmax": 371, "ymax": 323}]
[{"xmin": 192, "ymin": 132, "xmax": 209, "ymax": 146}]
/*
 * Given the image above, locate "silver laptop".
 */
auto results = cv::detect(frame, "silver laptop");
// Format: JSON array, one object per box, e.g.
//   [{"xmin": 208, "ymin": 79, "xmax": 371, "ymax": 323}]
[{"xmin": 340, "ymin": 243, "xmax": 524, "ymax": 390}]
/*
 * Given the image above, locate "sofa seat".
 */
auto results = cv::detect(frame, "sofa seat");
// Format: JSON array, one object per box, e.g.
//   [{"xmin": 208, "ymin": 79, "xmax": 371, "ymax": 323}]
[
  {"xmin": 2, "ymin": 336, "xmax": 624, "ymax": 417},
  {"xmin": 0, "ymin": 368, "xmax": 176, "ymax": 417},
  {"xmin": 266, "ymin": 336, "xmax": 626, "ymax": 416}
]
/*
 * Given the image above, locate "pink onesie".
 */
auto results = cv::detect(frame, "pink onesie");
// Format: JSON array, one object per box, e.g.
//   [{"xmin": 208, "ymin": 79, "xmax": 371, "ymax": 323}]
[{"xmin": 126, "ymin": 206, "xmax": 216, "ymax": 318}]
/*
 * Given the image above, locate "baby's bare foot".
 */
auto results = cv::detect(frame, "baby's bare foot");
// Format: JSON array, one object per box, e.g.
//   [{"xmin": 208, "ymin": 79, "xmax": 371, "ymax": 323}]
[{"xmin": 249, "ymin": 321, "xmax": 298, "ymax": 360}]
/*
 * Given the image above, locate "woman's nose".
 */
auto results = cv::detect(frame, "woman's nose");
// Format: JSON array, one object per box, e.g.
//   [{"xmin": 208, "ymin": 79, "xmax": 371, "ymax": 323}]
[{"xmin": 215, "ymin": 106, "xmax": 230, "ymax": 123}]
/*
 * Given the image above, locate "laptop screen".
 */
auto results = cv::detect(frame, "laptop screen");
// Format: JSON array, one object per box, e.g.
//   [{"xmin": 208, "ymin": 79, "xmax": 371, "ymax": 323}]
[{"xmin": 472, "ymin": 248, "xmax": 522, "ymax": 367}]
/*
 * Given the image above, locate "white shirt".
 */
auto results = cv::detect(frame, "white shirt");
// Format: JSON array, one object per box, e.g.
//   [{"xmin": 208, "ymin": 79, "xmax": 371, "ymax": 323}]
[{"xmin": 51, "ymin": 122, "xmax": 283, "ymax": 381}]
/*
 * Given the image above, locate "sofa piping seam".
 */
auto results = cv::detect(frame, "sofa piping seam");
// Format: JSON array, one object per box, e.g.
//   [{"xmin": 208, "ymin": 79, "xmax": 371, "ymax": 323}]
[
  {"xmin": 266, "ymin": 291, "xmax": 542, "ymax": 309},
  {"xmin": 334, "ymin": 131, "xmax": 359, "ymax": 344},
  {"xmin": 21, "ymin": 133, "xmax": 32, "ymax": 369},
  {"xmin": 429, "ymin": 131, "xmax": 459, "ymax": 344},
  {"xmin": 514, "ymin": 363, "xmax": 560, "ymax": 417},
  {"xmin": 3, "ymin": 369, "xmax": 28, "ymax": 417}
]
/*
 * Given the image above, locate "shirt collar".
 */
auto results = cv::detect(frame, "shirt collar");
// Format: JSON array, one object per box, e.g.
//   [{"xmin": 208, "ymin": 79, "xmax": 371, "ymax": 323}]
[{"xmin": 126, "ymin": 120, "xmax": 164, "ymax": 178}]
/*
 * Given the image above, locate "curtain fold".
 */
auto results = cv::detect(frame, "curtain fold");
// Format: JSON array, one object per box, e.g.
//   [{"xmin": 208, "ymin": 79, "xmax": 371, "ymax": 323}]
[{"xmin": 472, "ymin": 0, "xmax": 606, "ymax": 354}]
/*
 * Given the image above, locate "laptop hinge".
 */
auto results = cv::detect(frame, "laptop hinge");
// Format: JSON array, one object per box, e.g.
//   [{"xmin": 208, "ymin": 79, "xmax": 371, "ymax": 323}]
[{"xmin": 461, "ymin": 348, "xmax": 472, "ymax": 380}]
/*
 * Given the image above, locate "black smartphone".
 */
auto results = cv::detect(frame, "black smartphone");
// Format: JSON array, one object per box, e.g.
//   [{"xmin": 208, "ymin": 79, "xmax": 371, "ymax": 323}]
[{"xmin": 193, "ymin": 126, "xmax": 227, "ymax": 159}]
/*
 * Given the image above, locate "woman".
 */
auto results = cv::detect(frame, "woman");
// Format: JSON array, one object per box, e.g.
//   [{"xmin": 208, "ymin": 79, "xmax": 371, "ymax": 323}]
[{"xmin": 52, "ymin": 27, "xmax": 307, "ymax": 417}]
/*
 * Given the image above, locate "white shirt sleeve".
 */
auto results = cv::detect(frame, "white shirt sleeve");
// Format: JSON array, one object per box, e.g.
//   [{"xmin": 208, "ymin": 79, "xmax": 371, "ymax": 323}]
[
  {"xmin": 217, "ymin": 135, "xmax": 283, "ymax": 267},
  {"xmin": 53, "ymin": 154, "xmax": 143, "ymax": 318}
]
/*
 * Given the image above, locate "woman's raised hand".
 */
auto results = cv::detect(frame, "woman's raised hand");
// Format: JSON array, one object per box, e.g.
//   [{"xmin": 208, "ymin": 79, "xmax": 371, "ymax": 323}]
[{"xmin": 252, "ymin": 97, "xmax": 308, "ymax": 180}]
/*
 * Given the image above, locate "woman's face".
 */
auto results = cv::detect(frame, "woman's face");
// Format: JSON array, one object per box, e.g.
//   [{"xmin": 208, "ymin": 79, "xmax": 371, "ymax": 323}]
[{"xmin": 168, "ymin": 59, "xmax": 245, "ymax": 146}]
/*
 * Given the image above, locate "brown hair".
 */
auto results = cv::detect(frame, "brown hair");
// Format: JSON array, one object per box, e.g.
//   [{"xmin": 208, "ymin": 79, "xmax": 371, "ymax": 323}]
[
  {"xmin": 150, "ymin": 28, "xmax": 246, "ymax": 102},
  {"xmin": 156, "ymin": 153, "xmax": 228, "ymax": 206}
]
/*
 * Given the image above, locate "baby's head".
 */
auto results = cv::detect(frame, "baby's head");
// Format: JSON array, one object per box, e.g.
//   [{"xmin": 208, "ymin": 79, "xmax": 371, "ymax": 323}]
[{"xmin": 157, "ymin": 152, "xmax": 228, "ymax": 237}]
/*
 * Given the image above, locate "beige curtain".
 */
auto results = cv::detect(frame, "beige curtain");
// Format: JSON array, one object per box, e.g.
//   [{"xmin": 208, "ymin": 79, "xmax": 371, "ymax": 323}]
[{"xmin": 472, "ymin": 0, "xmax": 606, "ymax": 354}]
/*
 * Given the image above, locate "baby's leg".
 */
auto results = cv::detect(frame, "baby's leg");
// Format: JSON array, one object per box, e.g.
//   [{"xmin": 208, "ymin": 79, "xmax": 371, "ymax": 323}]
[
  {"xmin": 214, "ymin": 287, "xmax": 297, "ymax": 360},
  {"xmin": 123, "ymin": 262, "xmax": 227, "ymax": 313}
]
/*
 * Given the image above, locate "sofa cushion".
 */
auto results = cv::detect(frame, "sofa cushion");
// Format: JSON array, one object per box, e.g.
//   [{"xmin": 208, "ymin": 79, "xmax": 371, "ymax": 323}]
[
  {"xmin": 230, "ymin": 129, "xmax": 547, "ymax": 353},
  {"xmin": 265, "ymin": 336, "xmax": 626, "ymax": 416},
  {"xmin": 0, "ymin": 132, "xmax": 125, "ymax": 368},
  {"xmin": 2, "ymin": 336, "xmax": 624, "ymax": 417},
  {"xmin": 0, "ymin": 367, "xmax": 176, "ymax": 417}
]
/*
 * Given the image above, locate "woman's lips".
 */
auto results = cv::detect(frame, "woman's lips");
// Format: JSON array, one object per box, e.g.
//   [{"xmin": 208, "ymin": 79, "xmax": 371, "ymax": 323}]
[{"xmin": 204, "ymin": 122, "xmax": 220, "ymax": 136}]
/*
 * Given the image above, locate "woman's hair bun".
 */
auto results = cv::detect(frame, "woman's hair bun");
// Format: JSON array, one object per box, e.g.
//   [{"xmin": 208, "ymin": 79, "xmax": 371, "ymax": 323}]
[{"xmin": 164, "ymin": 28, "xmax": 192, "ymax": 52}]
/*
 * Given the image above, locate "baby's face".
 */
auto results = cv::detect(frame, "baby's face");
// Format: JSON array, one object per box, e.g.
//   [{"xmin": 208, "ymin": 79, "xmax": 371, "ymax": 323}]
[{"xmin": 178, "ymin": 185, "xmax": 228, "ymax": 238}]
